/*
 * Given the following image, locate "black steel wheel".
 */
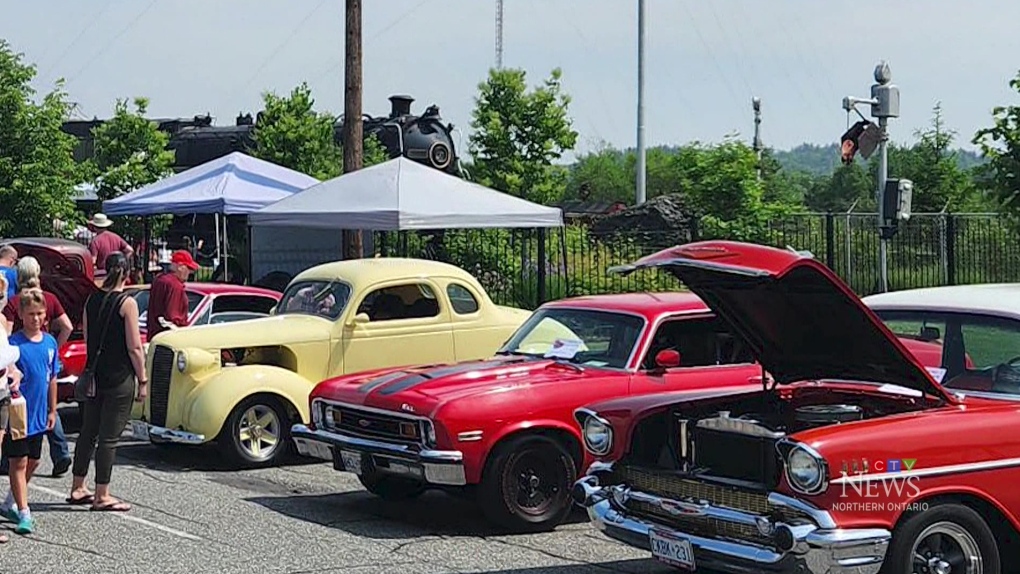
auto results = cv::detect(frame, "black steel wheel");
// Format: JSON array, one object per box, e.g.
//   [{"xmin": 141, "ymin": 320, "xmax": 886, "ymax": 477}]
[{"xmin": 479, "ymin": 434, "xmax": 576, "ymax": 532}]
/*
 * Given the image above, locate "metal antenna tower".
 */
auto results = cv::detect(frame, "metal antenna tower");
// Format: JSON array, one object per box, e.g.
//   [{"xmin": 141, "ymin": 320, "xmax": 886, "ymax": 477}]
[{"xmin": 495, "ymin": 0, "xmax": 504, "ymax": 68}]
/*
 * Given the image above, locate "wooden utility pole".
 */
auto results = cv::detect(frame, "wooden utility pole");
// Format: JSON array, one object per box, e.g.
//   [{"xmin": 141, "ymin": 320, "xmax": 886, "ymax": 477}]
[{"xmin": 342, "ymin": 0, "xmax": 364, "ymax": 259}]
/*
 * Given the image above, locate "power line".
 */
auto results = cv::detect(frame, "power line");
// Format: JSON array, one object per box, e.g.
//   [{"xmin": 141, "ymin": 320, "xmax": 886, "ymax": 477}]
[
  {"xmin": 64, "ymin": 0, "xmax": 158, "ymax": 85},
  {"xmin": 39, "ymin": 0, "xmax": 114, "ymax": 80},
  {"xmin": 311, "ymin": 0, "xmax": 434, "ymax": 87},
  {"xmin": 226, "ymin": 0, "xmax": 331, "ymax": 107}
]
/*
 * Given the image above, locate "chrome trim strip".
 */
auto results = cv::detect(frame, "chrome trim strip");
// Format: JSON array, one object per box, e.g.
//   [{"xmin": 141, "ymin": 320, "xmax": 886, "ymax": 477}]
[
  {"xmin": 831, "ymin": 456, "xmax": 1020, "ymax": 484},
  {"xmin": 291, "ymin": 424, "xmax": 464, "ymax": 464},
  {"xmin": 457, "ymin": 430, "xmax": 483, "ymax": 442},
  {"xmin": 766, "ymin": 492, "xmax": 837, "ymax": 530},
  {"xmin": 136, "ymin": 422, "xmax": 206, "ymax": 445},
  {"xmin": 313, "ymin": 398, "xmax": 432, "ymax": 424},
  {"xmin": 584, "ymin": 496, "xmax": 889, "ymax": 574}
]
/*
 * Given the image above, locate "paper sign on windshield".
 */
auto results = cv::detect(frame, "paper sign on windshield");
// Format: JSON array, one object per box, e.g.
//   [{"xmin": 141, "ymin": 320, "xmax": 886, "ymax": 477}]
[
  {"xmin": 544, "ymin": 338, "xmax": 582, "ymax": 359},
  {"xmin": 926, "ymin": 366, "xmax": 947, "ymax": 383}
]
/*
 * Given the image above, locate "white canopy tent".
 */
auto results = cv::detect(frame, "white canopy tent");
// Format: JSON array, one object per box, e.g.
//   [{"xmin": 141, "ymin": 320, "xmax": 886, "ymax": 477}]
[{"xmin": 248, "ymin": 157, "xmax": 563, "ymax": 230}]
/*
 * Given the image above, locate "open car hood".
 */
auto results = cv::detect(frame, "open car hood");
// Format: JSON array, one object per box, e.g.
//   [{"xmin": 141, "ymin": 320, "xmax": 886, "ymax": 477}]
[
  {"xmin": 611, "ymin": 241, "xmax": 952, "ymax": 402},
  {"xmin": 7, "ymin": 239, "xmax": 98, "ymax": 329}
]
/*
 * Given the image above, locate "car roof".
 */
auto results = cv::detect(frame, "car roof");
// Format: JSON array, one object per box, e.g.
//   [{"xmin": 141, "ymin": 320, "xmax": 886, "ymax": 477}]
[
  {"xmin": 863, "ymin": 283, "xmax": 1020, "ymax": 318},
  {"xmin": 292, "ymin": 258, "xmax": 484, "ymax": 289},
  {"xmin": 129, "ymin": 282, "xmax": 281, "ymax": 298},
  {"xmin": 4, "ymin": 237, "xmax": 90, "ymax": 255},
  {"xmin": 541, "ymin": 291, "xmax": 708, "ymax": 320}
]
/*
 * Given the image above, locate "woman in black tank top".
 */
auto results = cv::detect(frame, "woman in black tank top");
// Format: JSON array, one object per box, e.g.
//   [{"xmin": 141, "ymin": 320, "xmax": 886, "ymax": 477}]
[{"xmin": 67, "ymin": 252, "xmax": 148, "ymax": 511}]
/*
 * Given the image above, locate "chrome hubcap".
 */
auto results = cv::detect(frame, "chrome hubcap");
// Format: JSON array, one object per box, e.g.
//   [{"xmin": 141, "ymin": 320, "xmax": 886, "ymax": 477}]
[
  {"xmin": 238, "ymin": 405, "xmax": 280, "ymax": 460},
  {"xmin": 911, "ymin": 522, "xmax": 982, "ymax": 574}
]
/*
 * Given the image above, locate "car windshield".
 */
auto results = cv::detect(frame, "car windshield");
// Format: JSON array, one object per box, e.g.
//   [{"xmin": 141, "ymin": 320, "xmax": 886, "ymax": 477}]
[
  {"xmin": 497, "ymin": 307, "xmax": 645, "ymax": 369},
  {"xmin": 276, "ymin": 280, "xmax": 352, "ymax": 320},
  {"xmin": 875, "ymin": 309, "xmax": 1020, "ymax": 397}
]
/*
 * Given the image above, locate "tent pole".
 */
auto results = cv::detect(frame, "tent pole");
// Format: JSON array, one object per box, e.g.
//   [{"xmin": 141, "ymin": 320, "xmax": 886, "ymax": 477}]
[
  {"xmin": 223, "ymin": 216, "xmax": 229, "ymax": 281},
  {"xmin": 214, "ymin": 213, "xmax": 222, "ymax": 271}
]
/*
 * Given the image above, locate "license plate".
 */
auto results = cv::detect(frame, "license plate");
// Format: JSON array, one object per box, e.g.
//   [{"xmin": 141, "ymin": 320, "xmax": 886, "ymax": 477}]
[
  {"xmin": 650, "ymin": 529, "xmax": 696, "ymax": 570},
  {"xmin": 340, "ymin": 450, "xmax": 362, "ymax": 475},
  {"xmin": 130, "ymin": 420, "xmax": 150, "ymax": 441}
]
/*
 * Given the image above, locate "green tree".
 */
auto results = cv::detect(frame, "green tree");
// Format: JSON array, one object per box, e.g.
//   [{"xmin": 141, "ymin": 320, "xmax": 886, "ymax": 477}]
[
  {"xmin": 88, "ymin": 97, "xmax": 176, "ymax": 201},
  {"xmin": 563, "ymin": 145, "xmax": 631, "ymax": 203},
  {"xmin": 974, "ymin": 74, "xmax": 1020, "ymax": 215},
  {"xmin": 0, "ymin": 40, "xmax": 82, "ymax": 237},
  {"xmin": 251, "ymin": 82, "xmax": 386, "ymax": 180},
  {"xmin": 468, "ymin": 67, "xmax": 579, "ymax": 204}
]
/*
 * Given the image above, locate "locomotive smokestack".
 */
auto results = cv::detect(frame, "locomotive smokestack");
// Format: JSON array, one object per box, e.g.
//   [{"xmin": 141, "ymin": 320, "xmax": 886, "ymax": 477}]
[{"xmin": 389, "ymin": 95, "xmax": 414, "ymax": 118}]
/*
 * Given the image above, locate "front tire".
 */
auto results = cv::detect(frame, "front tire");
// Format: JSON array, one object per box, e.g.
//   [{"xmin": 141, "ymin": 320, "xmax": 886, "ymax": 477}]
[
  {"xmin": 358, "ymin": 472, "xmax": 425, "ymax": 500},
  {"xmin": 882, "ymin": 503, "xmax": 1000, "ymax": 574},
  {"xmin": 478, "ymin": 434, "xmax": 576, "ymax": 533},
  {"xmin": 218, "ymin": 396, "xmax": 292, "ymax": 468}
]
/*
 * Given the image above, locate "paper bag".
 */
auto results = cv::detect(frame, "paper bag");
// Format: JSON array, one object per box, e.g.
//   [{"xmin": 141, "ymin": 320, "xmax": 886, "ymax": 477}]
[{"xmin": 7, "ymin": 395, "xmax": 27, "ymax": 440}]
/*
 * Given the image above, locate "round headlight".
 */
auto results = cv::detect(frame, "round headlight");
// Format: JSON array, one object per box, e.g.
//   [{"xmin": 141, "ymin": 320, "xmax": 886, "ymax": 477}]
[
  {"xmin": 583, "ymin": 416, "xmax": 613, "ymax": 455},
  {"xmin": 787, "ymin": 446, "xmax": 825, "ymax": 493},
  {"xmin": 176, "ymin": 351, "xmax": 188, "ymax": 373}
]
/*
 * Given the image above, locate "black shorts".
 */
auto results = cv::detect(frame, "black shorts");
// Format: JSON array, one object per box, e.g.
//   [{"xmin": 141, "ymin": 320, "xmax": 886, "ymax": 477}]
[{"xmin": 2, "ymin": 432, "xmax": 44, "ymax": 460}]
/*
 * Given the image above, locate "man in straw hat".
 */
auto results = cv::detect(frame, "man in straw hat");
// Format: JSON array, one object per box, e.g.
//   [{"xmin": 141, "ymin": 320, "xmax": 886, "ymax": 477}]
[{"xmin": 86, "ymin": 213, "xmax": 133, "ymax": 274}]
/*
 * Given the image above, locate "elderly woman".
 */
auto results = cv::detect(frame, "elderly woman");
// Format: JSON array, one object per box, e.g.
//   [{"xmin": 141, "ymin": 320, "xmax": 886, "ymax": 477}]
[{"xmin": 0, "ymin": 256, "xmax": 73, "ymax": 477}]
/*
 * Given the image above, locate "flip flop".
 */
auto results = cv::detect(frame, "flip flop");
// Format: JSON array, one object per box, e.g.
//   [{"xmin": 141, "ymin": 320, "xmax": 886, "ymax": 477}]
[
  {"xmin": 66, "ymin": 494, "xmax": 94, "ymax": 505},
  {"xmin": 90, "ymin": 501, "xmax": 131, "ymax": 512},
  {"xmin": 0, "ymin": 532, "xmax": 8, "ymax": 543}
]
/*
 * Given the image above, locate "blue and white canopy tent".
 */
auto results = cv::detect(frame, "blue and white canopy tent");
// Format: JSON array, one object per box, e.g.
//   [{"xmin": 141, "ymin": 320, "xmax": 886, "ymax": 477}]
[{"xmin": 102, "ymin": 152, "xmax": 320, "ymax": 277}]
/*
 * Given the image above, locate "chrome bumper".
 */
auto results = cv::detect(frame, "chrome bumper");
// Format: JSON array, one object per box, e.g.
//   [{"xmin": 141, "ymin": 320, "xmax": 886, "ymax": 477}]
[
  {"xmin": 128, "ymin": 420, "xmax": 205, "ymax": 445},
  {"xmin": 574, "ymin": 477, "xmax": 890, "ymax": 574},
  {"xmin": 291, "ymin": 424, "xmax": 467, "ymax": 486}
]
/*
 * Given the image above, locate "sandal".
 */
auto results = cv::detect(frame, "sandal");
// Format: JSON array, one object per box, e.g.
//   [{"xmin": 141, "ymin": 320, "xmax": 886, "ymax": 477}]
[
  {"xmin": 66, "ymin": 493, "xmax": 94, "ymax": 505},
  {"xmin": 0, "ymin": 532, "xmax": 8, "ymax": 543},
  {"xmin": 90, "ymin": 500, "xmax": 131, "ymax": 512}
]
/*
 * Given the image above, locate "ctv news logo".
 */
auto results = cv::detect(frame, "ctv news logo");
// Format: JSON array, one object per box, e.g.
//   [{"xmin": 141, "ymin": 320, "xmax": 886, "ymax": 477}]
[{"xmin": 833, "ymin": 457, "xmax": 929, "ymax": 513}]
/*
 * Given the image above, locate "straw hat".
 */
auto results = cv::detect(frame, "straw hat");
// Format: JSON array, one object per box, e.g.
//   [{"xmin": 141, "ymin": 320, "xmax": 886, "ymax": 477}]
[{"xmin": 88, "ymin": 213, "xmax": 114, "ymax": 228}]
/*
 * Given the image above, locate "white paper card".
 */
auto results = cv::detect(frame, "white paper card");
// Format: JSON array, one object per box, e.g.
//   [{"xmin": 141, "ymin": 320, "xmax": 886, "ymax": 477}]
[
  {"xmin": 544, "ymin": 339, "xmax": 582, "ymax": 359},
  {"xmin": 926, "ymin": 366, "xmax": 947, "ymax": 383}
]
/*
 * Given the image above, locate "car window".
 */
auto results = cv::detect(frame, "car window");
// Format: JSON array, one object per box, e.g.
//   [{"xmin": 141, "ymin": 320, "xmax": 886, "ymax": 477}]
[
  {"xmin": 642, "ymin": 315, "xmax": 753, "ymax": 370},
  {"xmin": 447, "ymin": 283, "xmax": 479, "ymax": 314},
  {"xmin": 875, "ymin": 309, "xmax": 1020, "ymax": 395},
  {"xmin": 356, "ymin": 283, "xmax": 441, "ymax": 321},
  {"xmin": 211, "ymin": 294, "xmax": 278, "ymax": 315},
  {"xmin": 276, "ymin": 280, "xmax": 352, "ymax": 320},
  {"xmin": 498, "ymin": 308, "xmax": 645, "ymax": 369},
  {"xmin": 134, "ymin": 289, "xmax": 204, "ymax": 329}
]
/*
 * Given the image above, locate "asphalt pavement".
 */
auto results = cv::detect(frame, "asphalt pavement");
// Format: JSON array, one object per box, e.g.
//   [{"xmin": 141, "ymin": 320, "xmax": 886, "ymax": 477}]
[{"xmin": 0, "ymin": 406, "xmax": 679, "ymax": 574}]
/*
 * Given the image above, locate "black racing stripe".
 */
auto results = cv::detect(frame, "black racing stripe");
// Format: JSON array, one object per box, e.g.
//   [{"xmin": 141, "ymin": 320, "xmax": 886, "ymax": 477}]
[
  {"xmin": 376, "ymin": 360, "xmax": 510, "ymax": 396},
  {"xmin": 358, "ymin": 371, "xmax": 410, "ymax": 394}
]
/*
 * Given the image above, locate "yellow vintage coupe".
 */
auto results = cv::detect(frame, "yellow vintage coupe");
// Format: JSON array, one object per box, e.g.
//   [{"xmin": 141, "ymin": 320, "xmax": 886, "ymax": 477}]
[{"xmin": 128, "ymin": 258, "xmax": 531, "ymax": 467}]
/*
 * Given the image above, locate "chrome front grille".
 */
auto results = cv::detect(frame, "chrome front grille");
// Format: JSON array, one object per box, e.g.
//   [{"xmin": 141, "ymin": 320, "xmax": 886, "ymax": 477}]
[
  {"xmin": 149, "ymin": 345, "xmax": 173, "ymax": 427},
  {"xmin": 616, "ymin": 465, "xmax": 813, "ymax": 549},
  {"xmin": 320, "ymin": 402, "xmax": 422, "ymax": 445}
]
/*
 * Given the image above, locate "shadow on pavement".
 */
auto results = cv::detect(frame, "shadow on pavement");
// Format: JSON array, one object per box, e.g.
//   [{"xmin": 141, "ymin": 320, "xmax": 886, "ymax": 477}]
[
  {"xmin": 457, "ymin": 561, "xmax": 675, "ymax": 574},
  {"xmin": 246, "ymin": 489, "xmax": 589, "ymax": 539}
]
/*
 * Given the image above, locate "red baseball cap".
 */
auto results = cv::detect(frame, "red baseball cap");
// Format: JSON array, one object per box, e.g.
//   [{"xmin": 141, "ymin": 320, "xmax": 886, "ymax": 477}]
[{"xmin": 171, "ymin": 250, "xmax": 200, "ymax": 270}]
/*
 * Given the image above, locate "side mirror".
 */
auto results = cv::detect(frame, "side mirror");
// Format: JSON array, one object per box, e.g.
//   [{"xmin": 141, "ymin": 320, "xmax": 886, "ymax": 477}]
[
  {"xmin": 654, "ymin": 349, "xmax": 681, "ymax": 370},
  {"xmin": 347, "ymin": 312, "xmax": 370, "ymax": 327}
]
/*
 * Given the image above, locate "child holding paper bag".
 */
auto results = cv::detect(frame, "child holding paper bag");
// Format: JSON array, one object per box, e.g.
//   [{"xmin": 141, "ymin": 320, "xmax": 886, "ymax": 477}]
[{"xmin": 1, "ymin": 289, "xmax": 59, "ymax": 535}]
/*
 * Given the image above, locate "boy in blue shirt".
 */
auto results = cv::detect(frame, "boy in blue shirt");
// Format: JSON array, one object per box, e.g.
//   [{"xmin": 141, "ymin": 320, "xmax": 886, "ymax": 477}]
[{"xmin": 1, "ymin": 289, "xmax": 58, "ymax": 535}]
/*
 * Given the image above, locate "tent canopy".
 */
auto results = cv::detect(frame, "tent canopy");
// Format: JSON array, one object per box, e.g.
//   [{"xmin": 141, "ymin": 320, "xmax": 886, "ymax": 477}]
[
  {"xmin": 102, "ymin": 152, "xmax": 320, "ymax": 216},
  {"xmin": 248, "ymin": 157, "xmax": 563, "ymax": 230}
]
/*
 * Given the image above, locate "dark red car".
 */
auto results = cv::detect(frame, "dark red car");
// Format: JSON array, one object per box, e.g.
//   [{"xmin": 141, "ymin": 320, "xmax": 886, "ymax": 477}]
[{"xmin": 5, "ymin": 238, "xmax": 281, "ymax": 403}]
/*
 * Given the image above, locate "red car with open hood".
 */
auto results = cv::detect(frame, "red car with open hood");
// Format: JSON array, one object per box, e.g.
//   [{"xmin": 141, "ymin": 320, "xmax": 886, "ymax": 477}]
[
  {"xmin": 291, "ymin": 253, "xmax": 948, "ymax": 533},
  {"xmin": 572, "ymin": 241, "xmax": 1014, "ymax": 574}
]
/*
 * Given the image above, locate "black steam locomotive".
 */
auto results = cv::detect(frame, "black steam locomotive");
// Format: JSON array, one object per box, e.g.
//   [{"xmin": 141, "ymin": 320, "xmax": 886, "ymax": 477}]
[{"xmin": 61, "ymin": 94, "xmax": 463, "ymax": 176}]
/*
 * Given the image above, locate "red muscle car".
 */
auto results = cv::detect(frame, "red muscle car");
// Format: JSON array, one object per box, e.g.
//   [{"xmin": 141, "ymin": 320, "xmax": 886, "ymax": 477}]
[
  {"xmin": 572, "ymin": 241, "xmax": 1013, "ymax": 574},
  {"xmin": 6, "ymin": 238, "xmax": 281, "ymax": 403},
  {"xmin": 291, "ymin": 286, "xmax": 948, "ymax": 533}
]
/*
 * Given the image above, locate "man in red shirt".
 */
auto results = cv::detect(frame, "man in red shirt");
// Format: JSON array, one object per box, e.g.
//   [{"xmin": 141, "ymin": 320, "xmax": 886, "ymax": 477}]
[
  {"xmin": 86, "ymin": 213, "xmax": 134, "ymax": 274},
  {"xmin": 147, "ymin": 250, "xmax": 199, "ymax": 341}
]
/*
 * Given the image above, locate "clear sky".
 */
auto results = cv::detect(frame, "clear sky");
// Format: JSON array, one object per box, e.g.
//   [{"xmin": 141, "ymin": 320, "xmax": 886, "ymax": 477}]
[{"xmin": 4, "ymin": 0, "xmax": 1019, "ymax": 160}]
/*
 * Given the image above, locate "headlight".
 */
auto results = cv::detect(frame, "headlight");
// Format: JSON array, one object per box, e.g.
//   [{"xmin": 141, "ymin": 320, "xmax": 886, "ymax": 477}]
[
  {"xmin": 324, "ymin": 406, "xmax": 339, "ymax": 428},
  {"xmin": 583, "ymin": 415, "xmax": 613, "ymax": 455},
  {"xmin": 312, "ymin": 403, "xmax": 323, "ymax": 427},
  {"xmin": 786, "ymin": 445, "xmax": 826, "ymax": 494},
  {"xmin": 176, "ymin": 351, "xmax": 187, "ymax": 373},
  {"xmin": 422, "ymin": 420, "xmax": 437, "ymax": 447}
]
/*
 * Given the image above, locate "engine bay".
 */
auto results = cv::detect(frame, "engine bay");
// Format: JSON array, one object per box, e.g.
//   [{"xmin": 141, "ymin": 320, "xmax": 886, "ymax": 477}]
[{"xmin": 625, "ymin": 386, "xmax": 929, "ymax": 485}]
